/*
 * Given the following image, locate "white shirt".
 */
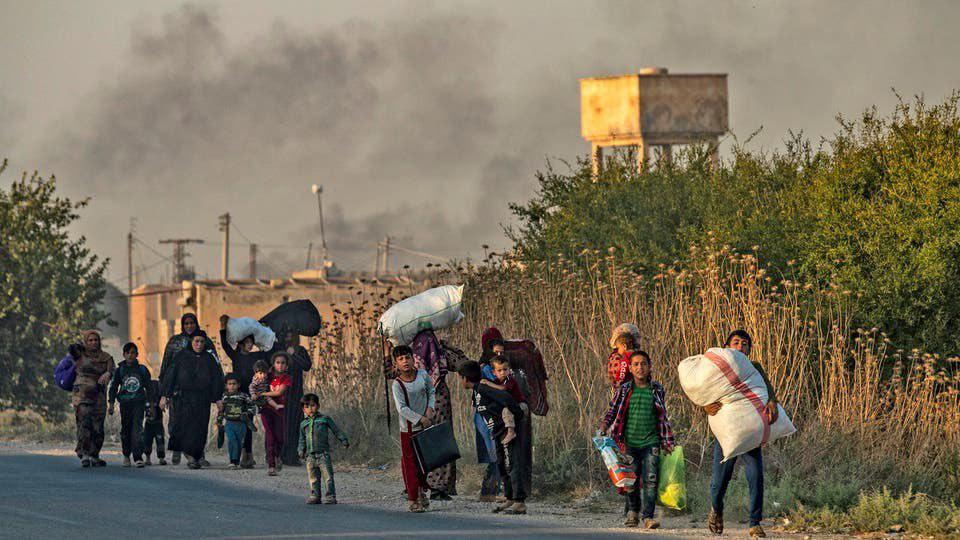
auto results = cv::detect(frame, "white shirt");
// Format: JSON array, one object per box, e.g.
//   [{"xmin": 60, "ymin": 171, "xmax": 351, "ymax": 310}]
[{"xmin": 392, "ymin": 369, "xmax": 436, "ymax": 433}]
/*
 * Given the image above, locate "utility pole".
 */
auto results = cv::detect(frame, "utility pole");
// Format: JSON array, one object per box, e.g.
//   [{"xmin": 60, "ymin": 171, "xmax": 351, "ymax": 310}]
[
  {"xmin": 127, "ymin": 218, "xmax": 136, "ymax": 296},
  {"xmin": 305, "ymin": 242, "xmax": 313, "ymax": 269},
  {"xmin": 218, "ymin": 213, "xmax": 230, "ymax": 280},
  {"xmin": 158, "ymin": 239, "xmax": 204, "ymax": 283},
  {"xmin": 249, "ymin": 243, "xmax": 258, "ymax": 279},
  {"xmin": 378, "ymin": 235, "xmax": 391, "ymax": 275},
  {"xmin": 311, "ymin": 184, "xmax": 329, "ymax": 269}
]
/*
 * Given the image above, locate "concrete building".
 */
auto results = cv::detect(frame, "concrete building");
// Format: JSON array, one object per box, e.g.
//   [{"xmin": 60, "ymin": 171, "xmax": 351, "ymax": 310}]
[
  {"xmin": 128, "ymin": 274, "xmax": 424, "ymax": 376},
  {"xmin": 580, "ymin": 67, "xmax": 728, "ymax": 174}
]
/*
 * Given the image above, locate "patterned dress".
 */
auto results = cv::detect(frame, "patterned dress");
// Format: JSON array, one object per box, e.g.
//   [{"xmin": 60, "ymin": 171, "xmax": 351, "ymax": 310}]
[{"xmin": 411, "ymin": 330, "xmax": 457, "ymax": 495}]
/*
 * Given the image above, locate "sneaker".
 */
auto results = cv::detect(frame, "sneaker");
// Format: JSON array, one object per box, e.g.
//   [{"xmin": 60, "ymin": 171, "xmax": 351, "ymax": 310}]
[
  {"xmin": 492, "ymin": 500, "xmax": 514, "ymax": 513},
  {"xmin": 408, "ymin": 501, "xmax": 425, "ymax": 513},
  {"xmin": 228, "ymin": 464, "xmax": 239, "ymax": 470},
  {"xmin": 81, "ymin": 457, "xmax": 92, "ymax": 468},
  {"xmin": 187, "ymin": 460, "xmax": 202, "ymax": 470},
  {"xmin": 199, "ymin": 458, "xmax": 211, "ymax": 467},
  {"xmin": 708, "ymin": 509, "xmax": 723, "ymax": 535},
  {"xmin": 135, "ymin": 460, "xmax": 145, "ymax": 468},
  {"xmin": 306, "ymin": 495, "xmax": 321, "ymax": 505},
  {"xmin": 749, "ymin": 525, "xmax": 766, "ymax": 538},
  {"xmin": 624, "ymin": 511, "xmax": 639, "ymax": 527},
  {"xmin": 268, "ymin": 467, "xmax": 278, "ymax": 476},
  {"xmin": 123, "ymin": 456, "xmax": 132, "ymax": 467},
  {"xmin": 172, "ymin": 451, "xmax": 181, "ymax": 465},
  {"xmin": 144, "ymin": 457, "xmax": 152, "ymax": 466},
  {"xmin": 503, "ymin": 502, "xmax": 527, "ymax": 515},
  {"xmin": 644, "ymin": 519, "xmax": 660, "ymax": 530},
  {"xmin": 158, "ymin": 458, "xmax": 167, "ymax": 466},
  {"xmin": 93, "ymin": 458, "xmax": 107, "ymax": 467},
  {"xmin": 323, "ymin": 498, "xmax": 338, "ymax": 505}
]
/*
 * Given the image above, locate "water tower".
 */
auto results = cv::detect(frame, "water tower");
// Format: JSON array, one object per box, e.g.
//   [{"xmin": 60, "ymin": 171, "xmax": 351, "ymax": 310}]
[{"xmin": 580, "ymin": 67, "xmax": 728, "ymax": 175}]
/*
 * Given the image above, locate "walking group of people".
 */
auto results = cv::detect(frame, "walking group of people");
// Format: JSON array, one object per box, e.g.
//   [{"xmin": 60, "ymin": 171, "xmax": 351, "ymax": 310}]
[{"xmin": 68, "ymin": 314, "xmax": 776, "ymax": 537}]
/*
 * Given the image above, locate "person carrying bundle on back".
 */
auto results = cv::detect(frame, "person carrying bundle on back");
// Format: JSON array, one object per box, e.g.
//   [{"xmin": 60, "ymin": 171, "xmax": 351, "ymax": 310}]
[{"xmin": 704, "ymin": 330, "xmax": 779, "ymax": 539}]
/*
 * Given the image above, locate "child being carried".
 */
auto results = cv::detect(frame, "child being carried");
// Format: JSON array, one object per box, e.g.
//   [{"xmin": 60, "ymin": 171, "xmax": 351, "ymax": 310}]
[{"xmin": 250, "ymin": 359, "xmax": 284, "ymax": 411}]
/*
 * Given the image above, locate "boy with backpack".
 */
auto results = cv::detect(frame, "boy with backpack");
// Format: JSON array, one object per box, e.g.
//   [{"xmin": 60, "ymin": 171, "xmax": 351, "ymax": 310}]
[
  {"xmin": 298, "ymin": 393, "xmax": 349, "ymax": 505},
  {"xmin": 108, "ymin": 343, "xmax": 152, "ymax": 468}
]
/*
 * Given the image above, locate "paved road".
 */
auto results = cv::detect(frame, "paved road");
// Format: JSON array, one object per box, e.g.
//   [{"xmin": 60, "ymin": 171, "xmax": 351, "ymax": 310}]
[{"xmin": 0, "ymin": 452, "xmax": 662, "ymax": 540}]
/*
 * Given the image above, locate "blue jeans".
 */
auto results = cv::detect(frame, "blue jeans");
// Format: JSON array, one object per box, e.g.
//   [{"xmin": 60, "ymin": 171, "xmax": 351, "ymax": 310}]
[
  {"xmin": 224, "ymin": 421, "xmax": 248, "ymax": 465},
  {"xmin": 625, "ymin": 445, "xmax": 660, "ymax": 519},
  {"xmin": 710, "ymin": 441, "xmax": 763, "ymax": 526}
]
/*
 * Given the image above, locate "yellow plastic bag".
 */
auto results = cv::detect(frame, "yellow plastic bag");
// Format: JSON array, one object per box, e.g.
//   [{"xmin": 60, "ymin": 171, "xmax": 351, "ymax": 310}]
[{"xmin": 657, "ymin": 445, "xmax": 687, "ymax": 510}]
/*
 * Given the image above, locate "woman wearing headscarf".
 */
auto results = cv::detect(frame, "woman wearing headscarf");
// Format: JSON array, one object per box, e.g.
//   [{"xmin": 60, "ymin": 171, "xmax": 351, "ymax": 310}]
[
  {"xmin": 274, "ymin": 329, "xmax": 313, "ymax": 466},
  {"xmin": 411, "ymin": 329, "xmax": 456, "ymax": 499},
  {"xmin": 72, "ymin": 330, "xmax": 115, "ymax": 467},
  {"xmin": 161, "ymin": 334, "xmax": 224, "ymax": 469},
  {"xmin": 159, "ymin": 313, "xmax": 217, "ymax": 465}
]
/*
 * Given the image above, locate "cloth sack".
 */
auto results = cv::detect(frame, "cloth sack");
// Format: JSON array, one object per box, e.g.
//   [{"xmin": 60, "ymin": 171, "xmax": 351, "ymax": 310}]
[
  {"xmin": 657, "ymin": 445, "xmax": 687, "ymax": 510},
  {"xmin": 54, "ymin": 355, "xmax": 77, "ymax": 391},
  {"xmin": 379, "ymin": 285, "xmax": 465, "ymax": 346},
  {"xmin": 225, "ymin": 317, "xmax": 277, "ymax": 351},
  {"xmin": 678, "ymin": 347, "xmax": 796, "ymax": 461}
]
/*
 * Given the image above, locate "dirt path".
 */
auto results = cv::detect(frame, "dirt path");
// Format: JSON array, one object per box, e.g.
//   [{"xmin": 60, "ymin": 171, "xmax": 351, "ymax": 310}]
[{"xmin": 0, "ymin": 440, "xmax": 829, "ymax": 539}]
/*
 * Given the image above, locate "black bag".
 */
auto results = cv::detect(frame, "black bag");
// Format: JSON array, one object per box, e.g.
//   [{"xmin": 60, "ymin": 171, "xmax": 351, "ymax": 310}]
[
  {"xmin": 411, "ymin": 421, "xmax": 460, "ymax": 476},
  {"xmin": 398, "ymin": 376, "xmax": 461, "ymax": 475}
]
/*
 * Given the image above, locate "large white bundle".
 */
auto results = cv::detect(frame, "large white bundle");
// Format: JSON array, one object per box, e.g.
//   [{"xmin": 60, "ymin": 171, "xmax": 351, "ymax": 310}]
[
  {"xmin": 379, "ymin": 285, "xmax": 465, "ymax": 346},
  {"xmin": 225, "ymin": 317, "xmax": 276, "ymax": 351},
  {"xmin": 678, "ymin": 347, "xmax": 796, "ymax": 461}
]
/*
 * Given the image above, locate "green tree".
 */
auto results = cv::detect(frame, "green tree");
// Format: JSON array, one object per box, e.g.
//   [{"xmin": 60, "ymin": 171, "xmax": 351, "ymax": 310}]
[{"xmin": 0, "ymin": 159, "xmax": 109, "ymax": 419}]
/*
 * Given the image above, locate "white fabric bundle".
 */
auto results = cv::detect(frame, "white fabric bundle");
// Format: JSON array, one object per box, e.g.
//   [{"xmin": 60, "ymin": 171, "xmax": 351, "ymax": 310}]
[
  {"xmin": 678, "ymin": 347, "xmax": 796, "ymax": 461},
  {"xmin": 225, "ymin": 317, "xmax": 276, "ymax": 351},
  {"xmin": 379, "ymin": 285, "xmax": 465, "ymax": 346}
]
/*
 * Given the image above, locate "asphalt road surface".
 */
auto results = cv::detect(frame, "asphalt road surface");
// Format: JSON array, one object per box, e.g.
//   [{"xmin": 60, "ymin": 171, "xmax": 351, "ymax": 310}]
[{"xmin": 0, "ymin": 452, "xmax": 666, "ymax": 540}]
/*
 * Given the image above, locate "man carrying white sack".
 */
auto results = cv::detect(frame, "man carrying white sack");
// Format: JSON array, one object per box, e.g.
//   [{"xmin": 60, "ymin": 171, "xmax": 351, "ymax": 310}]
[{"xmin": 705, "ymin": 330, "xmax": 777, "ymax": 539}]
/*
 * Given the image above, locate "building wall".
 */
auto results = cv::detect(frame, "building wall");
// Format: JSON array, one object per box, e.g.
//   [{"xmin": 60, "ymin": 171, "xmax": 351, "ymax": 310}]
[{"xmin": 129, "ymin": 278, "xmax": 424, "ymax": 377}]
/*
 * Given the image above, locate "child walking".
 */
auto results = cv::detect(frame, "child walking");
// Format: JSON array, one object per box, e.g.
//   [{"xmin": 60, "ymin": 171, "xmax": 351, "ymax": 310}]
[
  {"xmin": 219, "ymin": 374, "xmax": 257, "ymax": 469},
  {"xmin": 390, "ymin": 345, "xmax": 436, "ymax": 513},
  {"xmin": 600, "ymin": 350, "xmax": 676, "ymax": 529},
  {"xmin": 142, "ymin": 379, "xmax": 166, "ymax": 465},
  {"xmin": 298, "ymin": 393, "xmax": 349, "ymax": 505},
  {"xmin": 108, "ymin": 343, "xmax": 152, "ymax": 468},
  {"xmin": 258, "ymin": 352, "xmax": 290, "ymax": 476}
]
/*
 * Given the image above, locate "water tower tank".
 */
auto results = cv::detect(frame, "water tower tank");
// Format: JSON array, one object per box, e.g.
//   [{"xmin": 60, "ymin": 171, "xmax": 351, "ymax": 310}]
[{"xmin": 580, "ymin": 68, "xmax": 728, "ymax": 172}]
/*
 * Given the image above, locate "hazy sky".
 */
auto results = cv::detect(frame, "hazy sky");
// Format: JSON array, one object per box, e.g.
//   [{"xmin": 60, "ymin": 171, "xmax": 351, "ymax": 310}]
[{"xmin": 2, "ymin": 0, "xmax": 958, "ymax": 286}]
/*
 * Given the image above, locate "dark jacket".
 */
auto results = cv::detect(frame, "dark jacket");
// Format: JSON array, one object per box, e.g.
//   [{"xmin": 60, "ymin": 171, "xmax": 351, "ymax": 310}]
[
  {"xmin": 144, "ymin": 380, "xmax": 164, "ymax": 424},
  {"xmin": 219, "ymin": 329, "xmax": 268, "ymax": 394},
  {"xmin": 298, "ymin": 414, "xmax": 348, "ymax": 455},
  {"xmin": 219, "ymin": 392, "xmax": 255, "ymax": 422},
  {"xmin": 160, "ymin": 348, "xmax": 224, "ymax": 403},
  {"xmin": 108, "ymin": 361, "xmax": 152, "ymax": 404},
  {"xmin": 473, "ymin": 383, "xmax": 523, "ymax": 440}
]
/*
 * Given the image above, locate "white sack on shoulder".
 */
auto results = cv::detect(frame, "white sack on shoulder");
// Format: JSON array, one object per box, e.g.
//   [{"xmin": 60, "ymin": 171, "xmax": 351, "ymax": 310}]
[
  {"xmin": 225, "ymin": 317, "xmax": 277, "ymax": 351},
  {"xmin": 379, "ymin": 285, "xmax": 465, "ymax": 346},
  {"xmin": 678, "ymin": 347, "xmax": 796, "ymax": 461}
]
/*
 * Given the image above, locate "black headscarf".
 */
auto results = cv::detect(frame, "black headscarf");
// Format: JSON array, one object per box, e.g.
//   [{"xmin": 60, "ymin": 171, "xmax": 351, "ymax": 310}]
[{"xmin": 180, "ymin": 313, "xmax": 207, "ymax": 339}]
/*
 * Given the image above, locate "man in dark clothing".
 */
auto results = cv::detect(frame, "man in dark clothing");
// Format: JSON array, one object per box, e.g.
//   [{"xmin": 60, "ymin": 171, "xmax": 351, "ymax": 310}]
[
  {"xmin": 273, "ymin": 330, "xmax": 312, "ymax": 466},
  {"xmin": 219, "ymin": 314, "xmax": 270, "ymax": 468},
  {"xmin": 458, "ymin": 361, "xmax": 528, "ymax": 515}
]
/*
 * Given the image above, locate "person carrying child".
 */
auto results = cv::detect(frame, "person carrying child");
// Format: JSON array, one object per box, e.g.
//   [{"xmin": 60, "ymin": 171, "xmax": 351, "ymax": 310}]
[
  {"xmin": 256, "ymin": 352, "xmax": 291, "ymax": 476},
  {"xmin": 390, "ymin": 345, "xmax": 436, "ymax": 513},
  {"xmin": 600, "ymin": 350, "xmax": 676, "ymax": 529},
  {"xmin": 108, "ymin": 342, "xmax": 152, "ymax": 468},
  {"xmin": 458, "ymin": 360, "xmax": 528, "ymax": 515},
  {"xmin": 480, "ymin": 355, "xmax": 527, "ymax": 446},
  {"xmin": 142, "ymin": 379, "xmax": 166, "ymax": 465},
  {"xmin": 250, "ymin": 360, "xmax": 284, "ymax": 413},
  {"xmin": 219, "ymin": 374, "xmax": 257, "ymax": 470},
  {"xmin": 298, "ymin": 393, "xmax": 349, "ymax": 505}
]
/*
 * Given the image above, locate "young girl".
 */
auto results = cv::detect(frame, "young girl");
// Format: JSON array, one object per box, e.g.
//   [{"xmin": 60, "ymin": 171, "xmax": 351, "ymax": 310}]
[
  {"xmin": 260, "ymin": 352, "xmax": 290, "ymax": 476},
  {"xmin": 600, "ymin": 350, "xmax": 675, "ymax": 530},
  {"xmin": 390, "ymin": 345, "xmax": 436, "ymax": 513}
]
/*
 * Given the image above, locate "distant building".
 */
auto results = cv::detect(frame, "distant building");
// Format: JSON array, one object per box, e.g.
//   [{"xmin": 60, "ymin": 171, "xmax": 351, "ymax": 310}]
[{"xmin": 128, "ymin": 273, "xmax": 426, "ymax": 376}]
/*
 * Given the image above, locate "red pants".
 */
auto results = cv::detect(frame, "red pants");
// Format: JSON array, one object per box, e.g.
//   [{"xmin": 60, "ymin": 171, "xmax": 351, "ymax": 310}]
[
  {"xmin": 261, "ymin": 411, "xmax": 285, "ymax": 468},
  {"xmin": 400, "ymin": 431, "xmax": 426, "ymax": 501}
]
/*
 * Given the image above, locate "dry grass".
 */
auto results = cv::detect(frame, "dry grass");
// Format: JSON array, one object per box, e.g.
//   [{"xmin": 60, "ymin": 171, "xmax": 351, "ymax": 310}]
[{"xmin": 304, "ymin": 238, "xmax": 960, "ymax": 513}]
